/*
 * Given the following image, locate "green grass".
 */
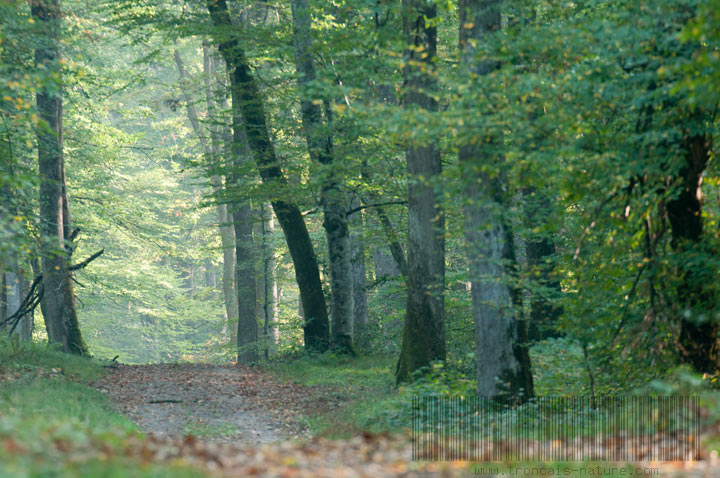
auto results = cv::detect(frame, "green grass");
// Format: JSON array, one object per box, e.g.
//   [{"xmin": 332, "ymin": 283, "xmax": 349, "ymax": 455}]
[
  {"xmin": 264, "ymin": 353, "xmax": 408, "ymax": 437},
  {"xmin": 0, "ymin": 338, "xmax": 202, "ymax": 478},
  {"xmin": 182, "ymin": 420, "xmax": 237, "ymax": 438},
  {"xmin": 0, "ymin": 336, "xmax": 106, "ymax": 382}
]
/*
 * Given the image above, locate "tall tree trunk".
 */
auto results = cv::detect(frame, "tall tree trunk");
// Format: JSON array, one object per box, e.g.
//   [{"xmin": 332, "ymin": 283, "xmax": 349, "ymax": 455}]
[
  {"xmin": 175, "ymin": 47, "xmax": 257, "ymax": 362},
  {"xmin": 667, "ymin": 131, "xmax": 720, "ymax": 374},
  {"xmin": 261, "ymin": 203, "xmax": 278, "ymax": 357},
  {"xmin": 291, "ymin": 0, "xmax": 354, "ymax": 354},
  {"xmin": 373, "ymin": 246, "xmax": 401, "ymax": 280},
  {"xmin": 458, "ymin": 0, "xmax": 533, "ymax": 399},
  {"xmin": 217, "ymin": 202, "xmax": 239, "ymax": 324},
  {"xmin": 32, "ymin": 0, "xmax": 87, "ymax": 355},
  {"xmin": 349, "ymin": 202, "xmax": 369, "ymax": 350},
  {"xmin": 233, "ymin": 197, "xmax": 257, "ymax": 364},
  {"xmin": 4, "ymin": 256, "xmax": 33, "ymax": 340},
  {"xmin": 202, "ymin": 43, "xmax": 239, "ymax": 326},
  {"xmin": 395, "ymin": 0, "xmax": 446, "ymax": 383},
  {"xmin": 207, "ymin": 0, "xmax": 329, "ymax": 352}
]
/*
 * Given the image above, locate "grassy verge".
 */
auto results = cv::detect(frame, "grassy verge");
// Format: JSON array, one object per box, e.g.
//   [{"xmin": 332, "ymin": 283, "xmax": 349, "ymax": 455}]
[
  {"xmin": 263, "ymin": 353, "xmax": 410, "ymax": 437},
  {"xmin": 264, "ymin": 350, "xmax": 720, "ymax": 461},
  {"xmin": 0, "ymin": 338, "xmax": 202, "ymax": 478}
]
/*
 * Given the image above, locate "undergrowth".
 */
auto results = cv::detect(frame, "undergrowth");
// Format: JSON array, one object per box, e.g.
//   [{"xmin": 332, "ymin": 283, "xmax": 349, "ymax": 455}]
[
  {"xmin": 0, "ymin": 338, "xmax": 202, "ymax": 478},
  {"xmin": 264, "ymin": 343, "xmax": 720, "ymax": 452}
]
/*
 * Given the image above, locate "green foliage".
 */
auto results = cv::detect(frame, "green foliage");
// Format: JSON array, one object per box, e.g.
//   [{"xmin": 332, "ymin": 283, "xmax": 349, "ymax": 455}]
[
  {"xmin": 265, "ymin": 353, "xmax": 401, "ymax": 436},
  {"xmin": 3, "ymin": 0, "xmax": 719, "ymax": 403},
  {"xmin": 529, "ymin": 338, "xmax": 590, "ymax": 396},
  {"xmin": 181, "ymin": 420, "xmax": 237, "ymax": 438}
]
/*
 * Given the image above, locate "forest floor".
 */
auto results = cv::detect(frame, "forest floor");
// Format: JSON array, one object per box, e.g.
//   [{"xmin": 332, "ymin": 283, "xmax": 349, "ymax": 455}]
[
  {"xmin": 95, "ymin": 364, "xmax": 303, "ymax": 445},
  {"xmin": 93, "ymin": 362, "xmax": 455, "ymax": 477},
  {"xmin": 91, "ymin": 362, "xmax": 720, "ymax": 478},
  {"xmin": 3, "ymin": 343, "xmax": 719, "ymax": 477}
]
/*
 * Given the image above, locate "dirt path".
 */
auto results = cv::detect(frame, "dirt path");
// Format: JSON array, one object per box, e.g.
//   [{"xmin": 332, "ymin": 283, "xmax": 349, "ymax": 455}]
[
  {"xmin": 94, "ymin": 364, "xmax": 719, "ymax": 478},
  {"xmin": 95, "ymin": 364, "xmax": 305, "ymax": 445}
]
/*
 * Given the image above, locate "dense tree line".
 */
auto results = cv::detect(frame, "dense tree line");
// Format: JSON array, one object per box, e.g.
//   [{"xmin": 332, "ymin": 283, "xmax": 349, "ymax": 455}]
[{"xmin": 1, "ymin": 0, "xmax": 718, "ymax": 396}]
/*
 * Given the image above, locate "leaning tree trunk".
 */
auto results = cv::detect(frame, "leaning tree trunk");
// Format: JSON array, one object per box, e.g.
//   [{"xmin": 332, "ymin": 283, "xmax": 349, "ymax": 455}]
[
  {"xmin": 458, "ymin": 0, "xmax": 533, "ymax": 399},
  {"xmin": 207, "ymin": 0, "xmax": 329, "ymax": 352},
  {"xmin": 32, "ymin": 0, "xmax": 87, "ymax": 355},
  {"xmin": 291, "ymin": 0, "xmax": 354, "ymax": 354},
  {"xmin": 395, "ymin": 0, "xmax": 446, "ymax": 384}
]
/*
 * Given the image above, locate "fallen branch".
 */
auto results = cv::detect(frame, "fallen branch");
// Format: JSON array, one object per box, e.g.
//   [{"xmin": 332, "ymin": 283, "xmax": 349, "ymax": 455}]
[{"xmin": 148, "ymin": 399, "xmax": 183, "ymax": 404}]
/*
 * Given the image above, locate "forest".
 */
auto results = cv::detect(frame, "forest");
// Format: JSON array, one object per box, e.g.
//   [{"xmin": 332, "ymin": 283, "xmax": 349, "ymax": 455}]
[{"xmin": 1, "ymin": 0, "xmax": 720, "ymax": 475}]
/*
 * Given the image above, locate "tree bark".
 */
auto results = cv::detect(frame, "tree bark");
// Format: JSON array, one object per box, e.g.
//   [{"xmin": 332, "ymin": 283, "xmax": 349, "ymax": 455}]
[
  {"xmin": 175, "ymin": 46, "xmax": 258, "ymax": 363},
  {"xmin": 458, "ymin": 0, "xmax": 533, "ymax": 399},
  {"xmin": 349, "ymin": 201, "xmax": 369, "ymax": 350},
  {"xmin": 4, "ymin": 256, "xmax": 33, "ymax": 341},
  {"xmin": 202, "ymin": 43, "xmax": 240, "ymax": 326},
  {"xmin": 207, "ymin": 0, "xmax": 329, "ymax": 352},
  {"xmin": 261, "ymin": 203, "xmax": 278, "ymax": 357},
  {"xmin": 233, "ymin": 197, "xmax": 257, "ymax": 364},
  {"xmin": 177, "ymin": 46, "xmax": 241, "ymax": 332},
  {"xmin": 32, "ymin": 0, "xmax": 87, "ymax": 355},
  {"xmin": 395, "ymin": 0, "xmax": 446, "ymax": 383},
  {"xmin": 291, "ymin": 0, "xmax": 354, "ymax": 354}
]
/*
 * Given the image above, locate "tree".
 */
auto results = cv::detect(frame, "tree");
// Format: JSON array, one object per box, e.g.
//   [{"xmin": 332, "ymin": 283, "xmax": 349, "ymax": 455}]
[
  {"xmin": 206, "ymin": 0, "xmax": 330, "ymax": 352},
  {"xmin": 291, "ymin": 0, "xmax": 354, "ymax": 354},
  {"xmin": 395, "ymin": 0, "xmax": 446, "ymax": 384},
  {"xmin": 202, "ymin": 42, "xmax": 239, "ymax": 329},
  {"xmin": 31, "ymin": 0, "xmax": 88, "ymax": 355},
  {"xmin": 260, "ymin": 203, "xmax": 278, "ymax": 357},
  {"xmin": 458, "ymin": 0, "xmax": 533, "ymax": 398},
  {"xmin": 174, "ymin": 46, "xmax": 250, "ymax": 359}
]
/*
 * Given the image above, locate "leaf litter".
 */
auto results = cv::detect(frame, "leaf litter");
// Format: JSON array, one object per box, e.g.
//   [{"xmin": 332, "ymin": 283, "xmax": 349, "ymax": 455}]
[{"xmin": 90, "ymin": 364, "xmax": 719, "ymax": 477}]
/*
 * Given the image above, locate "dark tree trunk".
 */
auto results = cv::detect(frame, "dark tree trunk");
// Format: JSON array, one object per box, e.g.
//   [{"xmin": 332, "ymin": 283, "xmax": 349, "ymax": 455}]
[
  {"xmin": 32, "ymin": 0, "xmax": 87, "ymax": 355},
  {"xmin": 395, "ymin": 0, "xmax": 446, "ymax": 384},
  {"xmin": 667, "ymin": 132, "xmax": 720, "ymax": 374},
  {"xmin": 291, "ymin": 0, "xmax": 354, "ymax": 354},
  {"xmin": 207, "ymin": 0, "xmax": 329, "ymax": 352},
  {"xmin": 458, "ymin": 0, "xmax": 533, "ymax": 399}
]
